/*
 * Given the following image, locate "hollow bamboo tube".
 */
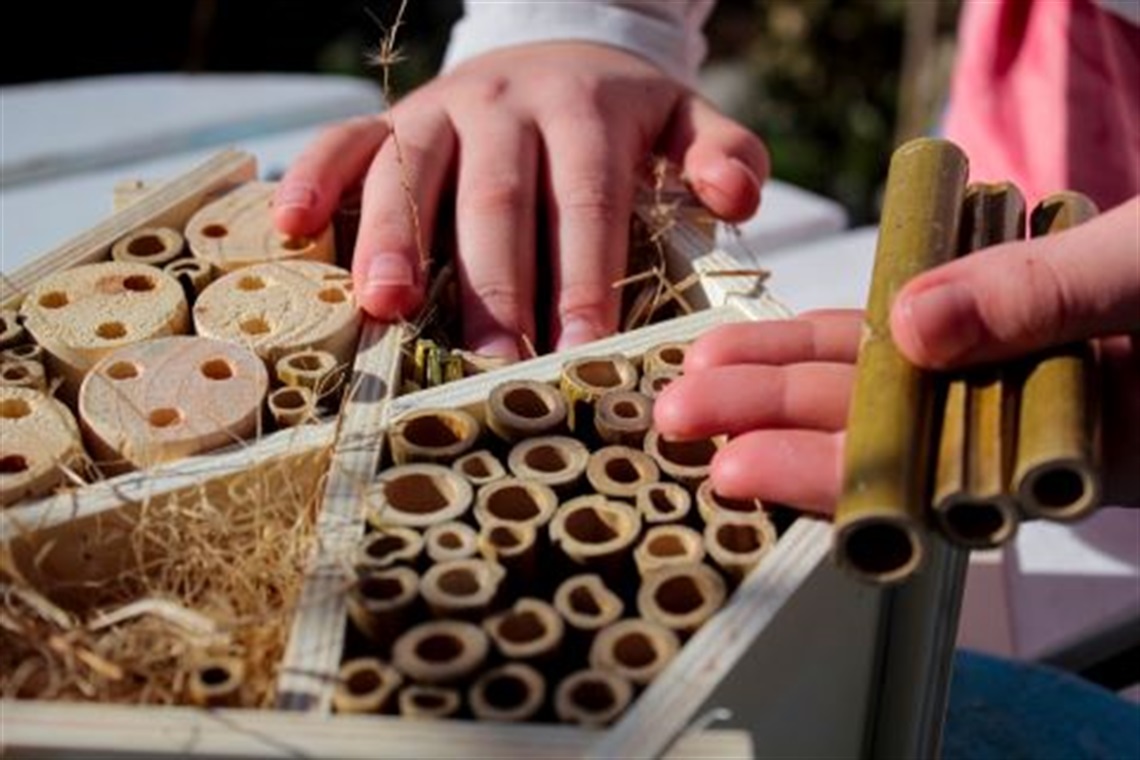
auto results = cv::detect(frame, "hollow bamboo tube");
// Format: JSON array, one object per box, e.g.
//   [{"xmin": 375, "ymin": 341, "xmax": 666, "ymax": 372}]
[
  {"xmin": 469, "ymin": 663, "xmax": 547, "ymax": 723},
  {"xmin": 704, "ymin": 515, "xmax": 779, "ymax": 583},
  {"xmin": 367, "ymin": 463, "xmax": 474, "ymax": 529},
  {"xmin": 589, "ymin": 618, "xmax": 680, "ymax": 686},
  {"xmin": 639, "ymin": 367, "xmax": 682, "ymax": 399},
  {"xmin": 477, "ymin": 521, "xmax": 538, "ymax": 582},
  {"xmin": 506, "ymin": 435, "xmax": 589, "ymax": 496},
  {"xmin": 274, "ymin": 348, "xmax": 343, "ymax": 395},
  {"xmin": 484, "ymin": 598, "xmax": 565, "ymax": 662},
  {"xmin": 933, "ymin": 183, "xmax": 1025, "ymax": 548},
  {"xmin": 635, "ymin": 482, "xmax": 693, "ymax": 524},
  {"xmin": 1013, "ymin": 192, "xmax": 1102, "ymax": 521},
  {"xmin": 354, "ymin": 526, "xmax": 424, "ymax": 571},
  {"xmin": 553, "ymin": 574, "xmax": 625, "ymax": 635},
  {"xmin": 267, "ymin": 385, "xmax": 318, "ymax": 428},
  {"xmin": 549, "ymin": 495, "xmax": 641, "ymax": 579},
  {"xmin": 634, "ymin": 525, "xmax": 705, "ymax": 576},
  {"xmin": 398, "ymin": 684, "xmax": 462, "ymax": 719},
  {"xmin": 594, "ymin": 390, "xmax": 654, "ymax": 447},
  {"xmin": 642, "ymin": 342, "xmax": 688, "ymax": 376},
  {"xmin": 586, "ymin": 445, "xmax": 660, "ymax": 499},
  {"xmin": 637, "ymin": 562, "xmax": 727, "ymax": 637},
  {"xmin": 424, "ymin": 521, "xmax": 479, "ymax": 563},
  {"xmin": 2, "ymin": 343, "xmax": 44, "ymax": 364},
  {"xmin": 0, "ymin": 358, "xmax": 47, "ymax": 392},
  {"xmin": 452, "ymin": 449, "xmax": 507, "ymax": 487},
  {"xmin": 392, "ymin": 619, "xmax": 490, "ymax": 685},
  {"xmin": 833, "ymin": 137, "xmax": 968, "ymax": 585},
  {"xmin": 388, "ymin": 407, "xmax": 481, "ymax": 465},
  {"xmin": 474, "ymin": 477, "xmax": 558, "ymax": 529},
  {"xmin": 485, "ymin": 379, "xmax": 568, "ymax": 443},
  {"xmin": 555, "ymin": 669, "xmax": 634, "ymax": 727},
  {"xmin": 110, "ymin": 226, "xmax": 185, "ymax": 267},
  {"xmin": 0, "ymin": 310, "xmax": 26, "ymax": 350},
  {"xmin": 333, "ymin": 657, "xmax": 404, "ymax": 714},
  {"xmin": 420, "ymin": 558, "xmax": 506, "ymax": 620},
  {"xmin": 163, "ymin": 257, "xmax": 215, "ymax": 297},
  {"xmin": 187, "ymin": 656, "xmax": 246, "ymax": 707},
  {"xmin": 695, "ymin": 478, "xmax": 769, "ymax": 524},
  {"xmin": 347, "ymin": 566, "xmax": 419, "ymax": 650},
  {"xmin": 560, "ymin": 354, "xmax": 639, "ymax": 432},
  {"xmin": 643, "ymin": 429, "xmax": 719, "ymax": 489}
]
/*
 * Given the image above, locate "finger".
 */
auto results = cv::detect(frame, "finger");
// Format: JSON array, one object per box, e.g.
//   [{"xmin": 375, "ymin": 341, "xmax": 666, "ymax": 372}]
[
  {"xmin": 710, "ymin": 430, "xmax": 845, "ymax": 516},
  {"xmin": 454, "ymin": 114, "xmax": 540, "ymax": 359},
  {"xmin": 353, "ymin": 107, "xmax": 456, "ymax": 320},
  {"xmin": 684, "ymin": 310, "xmax": 863, "ymax": 372},
  {"xmin": 891, "ymin": 197, "xmax": 1140, "ymax": 369},
  {"xmin": 655, "ymin": 362, "xmax": 854, "ymax": 440},
  {"xmin": 274, "ymin": 115, "xmax": 390, "ymax": 236},
  {"xmin": 664, "ymin": 97, "xmax": 769, "ymax": 222},
  {"xmin": 542, "ymin": 113, "xmax": 636, "ymax": 350}
]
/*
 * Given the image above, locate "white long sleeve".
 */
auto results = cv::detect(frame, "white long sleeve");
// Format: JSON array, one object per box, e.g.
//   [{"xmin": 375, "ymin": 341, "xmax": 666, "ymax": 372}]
[{"xmin": 443, "ymin": 1, "xmax": 716, "ymax": 88}]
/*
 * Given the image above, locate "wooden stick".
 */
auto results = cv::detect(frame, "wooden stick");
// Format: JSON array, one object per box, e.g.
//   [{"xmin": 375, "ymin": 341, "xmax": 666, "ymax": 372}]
[
  {"xmin": 420, "ymin": 559, "xmax": 506, "ymax": 620},
  {"xmin": 485, "ymin": 379, "xmax": 568, "ymax": 443},
  {"xmin": 346, "ymin": 566, "xmax": 420, "ymax": 651},
  {"xmin": 388, "ymin": 407, "xmax": 481, "ymax": 466},
  {"xmin": 468, "ymin": 663, "xmax": 547, "ymax": 723},
  {"xmin": 451, "ymin": 449, "xmax": 508, "ymax": 487},
  {"xmin": 354, "ymin": 526, "xmax": 424, "ymax": 571},
  {"xmin": 505, "ymin": 436, "xmax": 589, "ymax": 497},
  {"xmin": 643, "ymin": 430, "xmax": 719, "ymax": 489},
  {"xmin": 366, "ymin": 463, "xmax": 474, "ymax": 529},
  {"xmin": 473, "ymin": 477, "xmax": 558, "ymax": 529},
  {"xmin": 391, "ymin": 619, "xmax": 490, "ymax": 685},
  {"xmin": 187, "ymin": 656, "xmax": 246, "ymax": 707},
  {"xmin": 555, "ymin": 669, "xmax": 634, "ymax": 727},
  {"xmin": 398, "ymin": 684, "xmax": 462, "ymax": 719},
  {"xmin": 589, "ymin": 618, "xmax": 680, "ymax": 686},
  {"xmin": 333, "ymin": 658, "xmax": 404, "ymax": 714},
  {"xmin": 833, "ymin": 137, "xmax": 968, "ymax": 585},
  {"xmin": 703, "ymin": 515, "xmax": 779, "ymax": 583},
  {"xmin": 932, "ymin": 183, "xmax": 1024, "ymax": 548},
  {"xmin": 1013, "ymin": 192, "xmax": 1102, "ymax": 521},
  {"xmin": 633, "ymin": 525, "xmax": 705, "ymax": 576},
  {"xmin": 424, "ymin": 521, "xmax": 479, "ymax": 563},
  {"xmin": 484, "ymin": 598, "xmax": 565, "ymax": 662},
  {"xmin": 585, "ymin": 445, "xmax": 660, "ymax": 499},
  {"xmin": 594, "ymin": 390, "xmax": 654, "ymax": 447},
  {"xmin": 0, "ymin": 387, "xmax": 85, "ymax": 507},
  {"xmin": 635, "ymin": 482, "xmax": 693, "ymax": 525},
  {"xmin": 110, "ymin": 226, "xmax": 185, "ymax": 267}
]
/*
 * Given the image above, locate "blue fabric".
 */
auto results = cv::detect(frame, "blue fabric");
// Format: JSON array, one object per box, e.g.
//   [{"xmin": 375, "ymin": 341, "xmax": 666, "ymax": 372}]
[{"xmin": 944, "ymin": 650, "xmax": 1140, "ymax": 760}]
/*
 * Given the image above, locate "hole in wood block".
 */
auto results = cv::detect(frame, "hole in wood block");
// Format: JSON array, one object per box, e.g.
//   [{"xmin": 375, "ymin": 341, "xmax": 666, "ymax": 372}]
[
  {"xmin": 38, "ymin": 291, "xmax": 69, "ymax": 309},
  {"xmin": 281, "ymin": 236, "xmax": 312, "ymax": 251},
  {"xmin": 0, "ymin": 399, "xmax": 31, "ymax": 419},
  {"xmin": 95, "ymin": 322, "xmax": 127, "ymax": 340},
  {"xmin": 614, "ymin": 632, "xmax": 656, "ymax": 668},
  {"xmin": 0, "ymin": 454, "xmax": 29, "ymax": 474},
  {"xmin": 524, "ymin": 445, "xmax": 566, "ymax": 473},
  {"xmin": 6, "ymin": 345, "xmax": 38, "ymax": 361},
  {"xmin": 565, "ymin": 508, "xmax": 618, "ymax": 544},
  {"xmin": 122, "ymin": 274, "xmax": 156, "ymax": 292},
  {"xmin": 416, "ymin": 633, "xmax": 462, "ymax": 663},
  {"xmin": 498, "ymin": 611, "xmax": 545, "ymax": 644},
  {"xmin": 199, "ymin": 665, "xmax": 232, "ymax": 686},
  {"xmin": 383, "ymin": 473, "xmax": 449, "ymax": 515},
  {"xmin": 438, "ymin": 568, "xmax": 479, "ymax": 597},
  {"xmin": 503, "ymin": 387, "xmax": 551, "ymax": 418},
  {"xmin": 237, "ymin": 275, "xmax": 266, "ymax": 292},
  {"xmin": 486, "ymin": 485, "xmax": 540, "ymax": 522},
  {"xmin": 127, "ymin": 234, "xmax": 168, "ymax": 258},
  {"xmin": 105, "ymin": 361, "xmax": 140, "ymax": 381},
  {"xmin": 1, "ymin": 366, "xmax": 28, "ymax": 381},
  {"xmin": 655, "ymin": 575, "xmax": 704, "ymax": 615},
  {"xmin": 570, "ymin": 680, "xmax": 616, "ymax": 712},
  {"xmin": 239, "ymin": 317, "xmax": 271, "ymax": 336},
  {"xmin": 148, "ymin": 407, "xmax": 184, "ymax": 428},
  {"xmin": 201, "ymin": 223, "xmax": 228, "ymax": 238},
  {"xmin": 484, "ymin": 673, "xmax": 528, "ymax": 709},
  {"xmin": 317, "ymin": 288, "xmax": 347, "ymax": 304},
  {"xmin": 604, "ymin": 457, "xmax": 640, "ymax": 484},
  {"xmin": 200, "ymin": 358, "xmax": 234, "ymax": 381},
  {"xmin": 716, "ymin": 523, "xmax": 761, "ymax": 553}
]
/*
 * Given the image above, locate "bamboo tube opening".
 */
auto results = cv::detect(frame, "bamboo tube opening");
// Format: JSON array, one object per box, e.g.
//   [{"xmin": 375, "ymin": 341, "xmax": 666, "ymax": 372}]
[
  {"xmin": 637, "ymin": 563, "xmax": 727, "ymax": 635},
  {"xmin": 347, "ymin": 566, "xmax": 419, "ymax": 646},
  {"xmin": 399, "ymin": 685, "xmax": 461, "ymax": 718},
  {"xmin": 425, "ymin": 521, "xmax": 478, "ymax": 563},
  {"xmin": 838, "ymin": 521, "xmax": 922, "ymax": 582},
  {"xmin": 639, "ymin": 368, "xmax": 682, "ymax": 399},
  {"xmin": 704, "ymin": 517, "xmax": 779, "ymax": 582},
  {"xmin": 3, "ymin": 343, "xmax": 44, "ymax": 363},
  {"xmin": 551, "ymin": 497, "xmax": 641, "ymax": 568},
  {"xmin": 586, "ymin": 445, "xmax": 660, "ymax": 499},
  {"xmin": 590, "ymin": 619, "xmax": 679, "ymax": 685},
  {"xmin": 275, "ymin": 348, "xmax": 341, "ymax": 393},
  {"xmin": 268, "ymin": 385, "xmax": 316, "ymax": 428},
  {"xmin": 485, "ymin": 598, "xmax": 565, "ymax": 661},
  {"xmin": 507, "ymin": 435, "xmax": 589, "ymax": 494},
  {"xmin": 333, "ymin": 658, "xmax": 403, "ymax": 714},
  {"xmin": 643, "ymin": 342, "xmax": 687, "ymax": 375},
  {"xmin": 453, "ymin": 449, "xmax": 507, "ymax": 486},
  {"xmin": 555, "ymin": 670, "xmax": 633, "ymax": 726},
  {"xmin": 634, "ymin": 525, "xmax": 705, "ymax": 575},
  {"xmin": 0, "ymin": 359, "xmax": 47, "ymax": 391},
  {"xmin": 636, "ymin": 482, "xmax": 692, "ymax": 524},
  {"xmin": 553, "ymin": 574, "xmax": 624, "ymax": 632},
  {"xmin": 594, "ymin": 390, "xmax": 654, "ymax": 447},
  {"xmin": 111, "ymin": 226, "xmax": 185, "ymax": 266},
  {"xmin": 487, "ymin": 379, "xmax": 568, "ymax": 442},
  {"xmin": 1021, "ymin": 465, "xmax": 1095, "ymax": 519},
  {"xmin": 390, "ymin": 408, "xmax": 480, "ymax": 465},
  {"xmin": 188, "ymin": 657, "xmax": 245, "ymax": 707},
  {"xmin": 940, "ymin": 498, "xmax": 1018, "ymax": 546},
  {"xmin": 421, "ymin": 559, "xmax": 506, "ymax": 618},
  {"xmin": 469, "ymin": 663, "xmax": 546, "ymax": 722},
  {"xmin": 393, "ymin": 620, "xmax": 489, "ymax": 684},
  {"xmin": 644, "ymin": 430, "xmax": 718, "ymax": 486},
  {"xmin": 696, "ymin": 478, "xmax": 766, "ymax": 523},
  {"xmin": 355, "ymin": 527, "xmax": 424, "ymax": 569},
  {"xmin": 475, "ymin": 478, "xmax": 557, "ymax": 528},
  {"xmin": 371, "ymin": 464, "xmax": 473, "ymax": 528}
]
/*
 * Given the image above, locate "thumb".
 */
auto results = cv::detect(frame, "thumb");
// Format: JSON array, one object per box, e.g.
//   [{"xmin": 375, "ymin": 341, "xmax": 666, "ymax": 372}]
[{"xmin": 890, "ymin": 197, "xmax": 1140, "ymax": 369}]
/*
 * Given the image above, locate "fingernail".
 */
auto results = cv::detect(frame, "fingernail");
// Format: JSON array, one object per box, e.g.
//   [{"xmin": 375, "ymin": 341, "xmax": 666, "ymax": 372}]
[
  {"xmin": 556, "ymin": 319, "xmax": 602, "ymax": 351},
  {"xmin": 364, "ymin": 254, "xmax": 415, "ymax": 289},
  {"xmin": 274, "ymin": 183, "xmax": 318, "ymax": 210},
  {"xmin": 472, "ymin": 333, "xmax": 520, "ymax": 362},
  {"xmin": 895, "ymin": 283, "xmax": 980, "ymax": 365}
]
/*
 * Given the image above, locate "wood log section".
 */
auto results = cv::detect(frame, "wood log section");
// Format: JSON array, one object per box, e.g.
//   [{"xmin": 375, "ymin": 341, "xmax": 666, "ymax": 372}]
[
  {"xmin": 388, "ymin": 408, "xmax": 481, "ymax": 466},
  {"xmin": 639, "ymin": 368, "xmax": 682, "ymax": 399},
  {"xmin": 346, "ymin": 566, "xmax": 420, "ymax": 651},
  {"xmin": 391, "ymin": 620, "xmax": 490, "ymax": 685},
  {"xmin": 468, "ymin": 663, "xmax": 546, "ymax": 723},
  {"xmin": 485, "ymin": 379, "xmax": 568, "ymax": 443},
  {"xmin": 420, "ymin": 559, "xmax": 506, "ymax": 620},
  {"xmin": 704, "ymin": 515, "xmax": 779, "ymax": 583},
  {"xmin": 593, "ymin": 390, "xmax": 654, "ymax": 447},
  {"xmin": 483, "ymin": 598, "xmax": 565, "ymax": 662},
  {"xmin": 643, "ymin": 431, "xmax": 719, "ymax": 488},
  {"xmin": 333, "ymin": 658, "xmax": 404, "ymax": 715},
  {"xmin": 366, "ymin": 464, "xmax": 474, "ymax": 529},
  {"xmin": 267, "ymin": 386, "xmax": 317, "ymax": 429},
  {"xmin": 0, "ymin": 387, "xmax": 85, "ymax": 507},
  {"xmin": 274, "ymin": 348, "xmax": 343, "ymax": 395},
  {"xmin": 1, "ymin": 343, "xmax": 44, "ymax": 364},
  {"xmin": 187, "ymin": 657, "xmax": 246, "ymax": 708},
  {"xmin": 553, "ymin": 574, "xmax": 624, "ymax": 635},
  {"xmin": 0, "ymin": 358, "xmax": 47, "ymax": 392},
  {"xmin": 506, "ymin": 436, "xmax": 589, "ymax": 497},
  {"xmin": 694, "ymin": 478, "xmax": 768, "ymax": 524},
  {"xmin": 452, "ymin": 449, "xmax": 507, "ymax": 487},
  {"xmin": 633, "ymin": 525, "xmax": 706, "ymax": 576},
  {"xmin": 554, "ymin": 669, "xmax": 633, "ymax": 727},
  {"xmin": 398, "ymin": 685, "xmax": 462, "ymax": 719},
  {"xmin": 641, "ymin": 342, "xmax": 688, "ymax": 376},
  {"xmin": 185, "ymin": 181, "xmax": 334, "ymax": 273},
  {"xmin": 635, "ymin": 482, "xmax": 693, "ymax": 525},
  {"xmin": 164, "ymin": 258, "xmax": 215, "ymax": 297},
  {"xmin": 585, "ymin": 445, "xmax": 660, "ymax": 499},
  {"xmin": 0, "ymin": 310, "xmax": 26, "ymax": 350},
  {"xmin": 473, "ymin": 477, "xmax": 558, "ymax": 529},
  {"xmin": 192, "ymin": 259, "xmax": 361, "ymax": 367},
  {"xmin": 637, "ymin": 562, "xmax": 727, "ymax": 637},
  {"xmin": 354, "ymin": 527, "xmax": 425, "ymax": 571},
  {"xmin": 589, "ymin": 618, "xmax": 680, "ymax": 686},
  {"xmin": 19, "ymin": 262, "xmax": 190, "ymax": 394},
  {"xmin": 549, "ymin": 496, "xmax": 641, "ymax": 580},
  {"xmin": 78, "ymin": 336, "xmax": 267, "ymax": 471},
  {"xmin": 424, "ymin": 521, "xmax": 479, "ymax": 563},
  {"xmin": 559, "ymin": 354, "xmax": 639, "ymax": 432},
  {"xmin": 110, "ymin": 226, "xmax": 185, "ymax": 267}
]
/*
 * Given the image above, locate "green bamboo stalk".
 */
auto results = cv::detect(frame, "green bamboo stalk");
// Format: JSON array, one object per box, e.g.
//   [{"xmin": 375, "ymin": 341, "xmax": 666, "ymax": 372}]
[
  {"xmin": 933, "ymin": 183, "xmax": 1025, "ymax": 548},
  {"xmin": 833, "ymin": 137, "xmax": 968, "ymax": 584},
  {"xmin": 1013, "ymin": 192, "xmax": 1101, "ymax": 521}
]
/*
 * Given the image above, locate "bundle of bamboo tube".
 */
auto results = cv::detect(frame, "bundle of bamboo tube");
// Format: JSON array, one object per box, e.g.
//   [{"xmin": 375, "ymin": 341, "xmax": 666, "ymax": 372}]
[
  {"xmin": 341, "ymin": 347, "xmax": 784, "ymax": 724},
  {"xmin": 834, "ymin": 137, "xmax": 1103, "ymax": 585}
]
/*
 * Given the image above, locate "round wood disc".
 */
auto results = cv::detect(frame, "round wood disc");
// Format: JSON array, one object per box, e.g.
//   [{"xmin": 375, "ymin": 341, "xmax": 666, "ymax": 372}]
[{"xmin": 0, "ymin": 386, "xmax": 84, "ymax": 506}]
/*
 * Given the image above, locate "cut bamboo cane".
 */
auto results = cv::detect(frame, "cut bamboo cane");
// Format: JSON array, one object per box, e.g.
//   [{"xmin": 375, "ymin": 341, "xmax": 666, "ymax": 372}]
[
  {"xmin": 477, "ymin": 521, "xmax": 538, "ymax": 584},
  {"xmin": 932, "ymin": 183, "xmax": 1025, "ymax": 548},
  {"xmin": 555, "ymin": 669, "xmax": 634, "ymax": 727},
  {"xmin": 637, "ymin": 562, "xmax": 727, "ymax": 637},
  {"xmin": 506, "ymin": 435, "xmax": 590, "ymax": 497},
  {"xmin": 634, "ymin": 525, "xmax": 706, "ymax": 576},
  {"xmin": 473, "ymin": 478, "xmax": 558, "ymax": 529},
  {"xmin": 267, "ymin": 386, "xmax": 318, "ymax": 428},
  {"xmin": 594, "ymin": 390, "xmax": 654, "ymax": 447},
  {"xmin": 346, "ymin": 566, "xmax": 420, "ymax": 650},
  {"xmin": 639, "ymin": 367, "xmax": 682, "ymax": 399},
  {"xmin": 366, "ymin": 464, "xmax": 474, "ymax": 529},
  {"xmin": 0, "ymin": 309, "xmax": 27, "ymax": 350},
  {"xmin": 553, "ymin": 574, "xmax": 625, "ymax": 635},
  {"xmin": 589, "ymin": 618, "xmax": 680, "ymax": 686},
  {"xmin": 586, "ymin": 445, "xmax": 660, "ymax": 499},
  {"xmin": 834, "ymin": 137, "xmax": 968, "ymax": 585},
  {"xmin": 642, "ymin": 342, "xmax": 688, "ymax": 376},
  {"xmin": 164, "ymin": 257, "xmax": 215, "ymax": 297},
  {"xmin": 704, "ymin": 515, "xmax": 779, "ymax": 583},
  {"xmin": 391, "ymin": 620, "xmax": 490, "ymax": 685},
  {"xmin": 275, "ymin": 348, "xmax": 343, "ymax": 396},
  {"xmin": 485, "ymin": 379, "xmax": 568, "ymax": 443},
  {"xmin": 484, "ymin": 598, "xmax": 565, "ymax": 662},
  {"xmin": 1013, "ymin": 192, "xmax": 1102, "ymax": 522},
  {"xmin": 549, "ymin": 495, "xmax": 641, "ymax": 579},
  {"xmin": 354, "ymin": 526, "xmax": 425, "ymax": 571},
  {"xmin": 420, "ymin": 558, "xmax": 506, "ymax": 620},
  {"xmin": 187, "ymin": 656, "xmax": 246, "ymax": 707},
  {"xmin": 468, "ymin": 663, "xmax": 547, "ymax": 723},
  {"xmin": 0, "ymin": 358, "xmax": 47, "ymax": 392},
  {"xmin": 635, "ymin": 482, "xmax": 693, "ymax": 524},
  {"xmin": 2, "ymin": 343, "xmax": 44, "ymax": 364},
  {"xmin": 398, "ymin": 684, "xmax": 462, "ymax": 719},
  {"xmin": 452, "ymin": 449, "xmax": 508, "ymax": 487},
  {"xmin": 695, "ymin": 478, "xmax": 768, "ymax": 524},
  {"xmin": 424, "ymin": 521, "xmax": 479, "ymax": 563},
  {"xmin": 110, "ymin": 226, "xmax": 185, "ymax": 267},
  {"xmin": 643, "ymin": 430, "xmax": 719, "ymax": 489},
  {"xmin": 332, "ymin": 658, "xmax": 404, "ymax": 715},
  {"xmin": 0, "ymin": 387, "xmax": 85, "ymax": 507},
  {"xmin": 560, "ymin": 354, "xmax": 639, "ymax": 432},
  {"xmin": 388, "ymin": 407, "xmax": 482, "ymax": 466}
]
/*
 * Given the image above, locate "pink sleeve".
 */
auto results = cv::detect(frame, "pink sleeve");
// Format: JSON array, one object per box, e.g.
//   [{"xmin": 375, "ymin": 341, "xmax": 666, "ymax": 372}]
[{"xmin": 944, "ymin": 0, "xmax": 1140, "ymax": 211}]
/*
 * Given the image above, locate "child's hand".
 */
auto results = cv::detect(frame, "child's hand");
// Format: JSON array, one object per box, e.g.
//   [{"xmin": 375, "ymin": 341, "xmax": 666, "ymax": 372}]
[
  {"xmin": 655, "ymin": 197, "xmax": 1140, "ymax": 514},
  {"xmin": 274, "ymin": 42, "xmax": 768, "ymax": 359}
]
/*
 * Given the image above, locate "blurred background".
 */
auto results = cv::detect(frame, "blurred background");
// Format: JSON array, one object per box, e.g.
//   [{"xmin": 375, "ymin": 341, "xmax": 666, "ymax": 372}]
[{"xmin": 3, "ymin": 0, "xmax": 963, "ymax": 224}]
